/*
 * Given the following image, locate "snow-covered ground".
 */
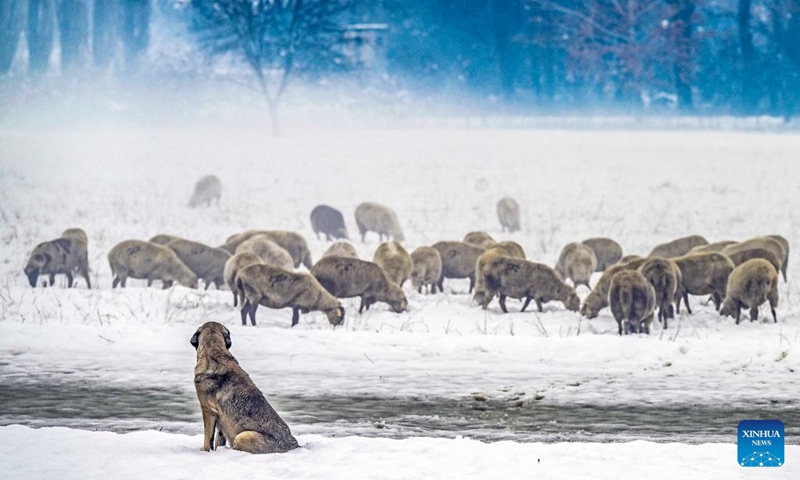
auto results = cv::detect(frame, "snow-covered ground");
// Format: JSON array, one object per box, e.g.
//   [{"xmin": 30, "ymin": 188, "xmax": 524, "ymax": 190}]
[{"xmin": 1, "ymin": 127, "xmax": 799, "ymax": 477}]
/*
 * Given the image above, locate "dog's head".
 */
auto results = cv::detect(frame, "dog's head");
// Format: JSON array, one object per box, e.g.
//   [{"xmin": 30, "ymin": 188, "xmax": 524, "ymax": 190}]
[{"xmin": 190, "ymin": 321, "xmax": 232, "ymax": 351}]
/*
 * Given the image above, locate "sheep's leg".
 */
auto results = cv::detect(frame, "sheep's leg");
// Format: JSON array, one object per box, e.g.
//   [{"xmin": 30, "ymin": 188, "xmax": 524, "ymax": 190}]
[
  {"xmin": 682, "ymin": 292, "xmax": 692, "ymax": 314},
  {"xmin": 120, "ymin": 276, "xmax": 128, "ymax": 288},
  {"xmin": 536, "ymin": 299, "xmax": 544, "ymax": 312},
  {"xmin": 147, "ymin": 278, "xmax": 154, "ymax": 287},
  {"xmin": 735, "ymin": 302, "xmax": 741, "ymax": 325},
  {"xmin": 520, "ymin": 297, "xmax": 532, "ymax": 312},
  {"xmin": 240, "ymin": 300, "xmax": 250, "ymax": 326},
  {"xmin": 80, "ymin": 268, "xmax": 91, "ymax": 289},
  {"xmin": 750, "ymin": 306, "xmax": 758, "ymax": 322},
  {"xmin": 48, "ymin": 273, "xmax": 56, "ymax": 287},
  {"xmin": 291, "ymin": 307, "xmax": 300, "ymax": 327},
  {"xmin": 712, "ymin": 292, "xmax": 722, "ymax": 311},
  {"xmin": 358, "ymin": 297, "xmax": 366, "ymax": 313},
  {"xmin": 232, "ymin": 291, "xmax": 238, "ymax": 307},
  {"xmin": 768, "ymin": 288, "xmax": 779, "ymax": 323},
  {"xmin": 417, "ymin": 285, "xmax": 422, "ymax": 294},
  {"xmin": 112, "ymin": 276, "xmax": 120, "ymax": 288},
  {"xmin": 468, "ymin": 275, "xmax": 475, "ymax": 293},
  {"xmin": 325, "ymin": 233, "xmax": 331, "ymax": 241},
  {"xmin": 437, "ymin": 278, "xmax": 444, "ymax": 293},
  {"xmin": 249, "ymin": 303, "xmax": 258, "ymax": 326},
  {"xmin": 64, "ymin": 272, "xmax": 73, "ymax": 288},
  {"xmin": 499, "ymin": 294, "xmax": 508, "ymax": 313},
  {"xmin": 617, "ymin": 319, "xmax": 623, "ymax": 336}
]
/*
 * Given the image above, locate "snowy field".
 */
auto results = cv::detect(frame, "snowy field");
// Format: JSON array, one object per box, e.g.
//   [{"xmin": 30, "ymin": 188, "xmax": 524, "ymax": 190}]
[{"xmin": 1, "ymin": 127, "xmax": 799, "ymax": 478}]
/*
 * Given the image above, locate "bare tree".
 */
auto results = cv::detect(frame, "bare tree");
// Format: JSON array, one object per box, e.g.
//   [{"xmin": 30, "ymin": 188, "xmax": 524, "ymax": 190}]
[
  {"xmin": 57, "ymin": 0, "xmax": 90, "ymax": 72},
  {"xmin": 93, "ymin": 0, "xmax": 119, "ymax": 69},
  {"xmin": 189, "ymin": 0, "xmax": 353, "ymax": 136},
  {"xmin": 28, "ymin": 0, "xmax": 57, "ymax": 74},
  {"xmin": 1, "ymin": 1, "xmax": 27, "ymax": 74}
]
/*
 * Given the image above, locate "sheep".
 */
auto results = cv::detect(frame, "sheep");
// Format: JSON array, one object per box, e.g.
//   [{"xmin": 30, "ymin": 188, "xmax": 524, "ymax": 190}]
[
  {"xmin": 149, "ymin": 234, "xmax": 183, "ymax": 246},
  {"xmin": 189, "ymin": 175, "xmax": 222, "ymax": 207},
  {"xmin": 236, "ymin": 264, "xmax": 345, "ymax": 327},
  {"xmin": 310, "ymin": 205, "xmax": 348, "ymax": 241},
  {"xmin": 222, "ymin": 230, "xmax": 312, "ymax": 269},
  {"xmin": 473, "ymin": 241, "xmax": 527, "ymax": 308},
  {"xmin": 672, "ymin": 252, "xmax": 735, "ymax": 314},
  {"xmin": 689, "ymin": 240, "xmax": 737, "ymax": 254},
  {"xmin": 496, "ymin": 197, "xmax": 520, "ymax": 232},
  {"xmin": 24, "ymin": 230, "xmax": 91, "ymax": 288},
  {"xmin": 637, "ymin": 258, "xmax": 682, "ymax": 329},
  {"xmin": 224, "ymin": 252, "xmax": 264, "ymax": 307},
  {"xmin": 722, "ymin": 237, "xmax": 787, "ymax": 281},
  {"xmin": 555, "ymin": 242, "xmax": 597, "ymax": 289},
  {"xmin": 373, "ymin": 242, "xmax": 413, "ymax": 287},
  {"xmin": 719, "ymin": 259, "xmax": 779, "ymax": 324},
  {"xmin": 410, "ymin": 246, "xmax": 442, "ymax": 294},
  {"xmin": 581, "ymin": 238, "xmax": 623, "ymax": 271},
  {"xmin": 322, "ymin": 242, "xmax": 359, "ymax": 259},
  {"xmin": 311, "ymin": 256, "xmax": 407, "ymax": 313},
  {"xmin": 108, "ymin": 240, "xmax": 197, "ymax": 289},
  {"xmin": 431, "ymin": 241, "xmax": 486, "ymax": 293},
  {"xmin": 463, "ymin": 231, "xmax": 497, "ymax": 250},
  {"xmin": 767, "ymin": 235, "xmax": 789, "ymax": 281},
  {"xmin": 354, "ymin": 202, "xmax": 404, "ymax": 242},
  {"xmin": 722, "ymin": 246, "xmax": 782, "ymax": 276},
  {"xmin": 618, "ymin": 255, "xmax": 644, "ymax": 265},
  {"xmin": 482, "ymin": 257, "xmax": 580, "ymax": 313},
  {"xmin": 608, "ymin": 270, "xmax": 656, "ymax": 335},
  {"xmin": 648, "ymin": 235, "xmax": 709, "ymax": 258},
  {"xmin": 165, "ymin": 238, "xmax": 231, "ymax": 290},
  {"xmin": 235, "ymin": 235, "xmax": 294, "ymax": 271},
  {"xmin": 580, "ymin": 258, "xmax": 648, "ymax": 319}
]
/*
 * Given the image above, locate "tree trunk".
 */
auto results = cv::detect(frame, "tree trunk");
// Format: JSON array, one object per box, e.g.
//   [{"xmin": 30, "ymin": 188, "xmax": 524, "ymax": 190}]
[
  {"xmin": 738, "ymin": 0, "xmax": 756, "ymax": 113},
  {"xmin": 28, "ymin": 0, "xmax": 56, "ymax": 74},
  {"xmin": 0, "ymin": 0, "xmax": 26, "ymax": 74},
  {"xmin": 92, "ymin": 0, "xmax": 118, "ymax": 68},
  {"xmin": 669, "ymin": 0, "xmax": 695, "ymax": 111},
  {"xmin": 120, "ymin": 0, "xmax": 150, "ymax": 72},
  {"xmin": 57, "ymin": 0, "xmax": 89, "ymax": 73}
]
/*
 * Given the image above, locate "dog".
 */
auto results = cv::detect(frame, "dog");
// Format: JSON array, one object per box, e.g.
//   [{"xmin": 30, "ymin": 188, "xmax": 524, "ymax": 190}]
[{"xmin": 190, "ymin": 321, "xmax": 299, "ymax": 454}]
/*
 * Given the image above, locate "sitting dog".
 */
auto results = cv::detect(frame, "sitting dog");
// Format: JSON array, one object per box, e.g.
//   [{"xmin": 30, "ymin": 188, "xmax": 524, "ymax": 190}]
[{"xmin": 190, "ymin": 321, "xmax": 299, "ymax": 454}]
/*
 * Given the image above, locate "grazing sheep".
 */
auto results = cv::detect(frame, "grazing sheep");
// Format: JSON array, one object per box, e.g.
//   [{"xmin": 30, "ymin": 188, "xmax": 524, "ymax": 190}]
[
  {"xmin": 689, "ymin": 240, "xmax": 737, "ymax": 254},
  {"xmin": 482, "ymin": 257, "xmax": 580, "ymax": 313},
  {"xmin": 311, "ymin": 257, "xmax": 407, "ymax": 313},
  {"xmin": 637, "ymin": 258, "xmax": 682, "ymax": 329},
  {"xmin": 373, "ymin": 242, "xmax": 413, "ymax": 287},
  {"xmin": 224, "ymin": 252, "xmax": 264, "ymax": 307},
  {"xmin": 322, "ymin": 242, "xmax": 359, "ymax": 259},
  {"xmin": 431, "ymin": 241, "xmax": 486, "ymax": 293},
  {"xmin": 235, "ymin": 235, "xmax": 294, "ymax": 271},
  {"xmin": 24, "ymin": 230, "xmax": 91, "ymax": 288},
  {"xmin": 149, "ymin": 234, "xmax": 183, "ymax": 246},
  {"xmin": 722, "ymin": 247, "xmax": 782, "ymax": 275},
  {"xmin": 222, "ymin": 230, "xmax": 312, "ymax": 269},
  {"xmin": 189, "ymin": 175, "xmax": 222, "ymax": 207},
  {"xmin": 608, "ymin": 271, "xmax": 656, "ymax": 335},
  {"xmin": 410, "ymin": 246, "xmax": 442, "ymax": 294},
  {"xmin": 723, "ymin": 237, "xmax": 787, "ymax": 281},
  {"xmin": 767, "ymin": 235, "xmax": 789, "ymax": 281},
  {"xmin": 166, "ymin": 238, "xmax": 231, "ymax": 290},
  {"xmin": 354, "ymin": 202, "xmax": 404, "ymax": 242},
  {"xmin": 310, "ymin": 205, "xmax": 348, "ymax": 241},
  {"xmin": 719, "ymin": 259, "xmax": 779, "ymax": 324},
  {"xmin": 108, "ymin": 240, "xmax": 197, "ymax": 289},
  {"xmin": 581, "ymin": 238, "xmax": 623, "ymax": 271},
  {"xmin": 580, "ymin": 258, "xmax": 648, "ymax": 319},
  {"xmin": 473, "ymin": 241, "xmax": 527, "ymax": 308},
  {"xmin": 648, "ymin": 235, "xmax": 709, "ymax": 259},
  {"xmin": 237, "ymin": 264, "xmax": 345, "ymax": 327},
  {"xmin": 555, "ymin": 242, "xmax": 597, "ymax": 289},
  {"xmin": 496, "ymin": 197, "xmax": 520, "ymax": 233},
  {"xmin": 618, "ymin": 255, "xmax": 644, "ymax": 265},
  {"xmin": 463, "ymin": 231, "xmax": 497, "ymax": 250},
  {"xmin": 673, "ymin": 252, "xmax": 735, "ymax": 314}
]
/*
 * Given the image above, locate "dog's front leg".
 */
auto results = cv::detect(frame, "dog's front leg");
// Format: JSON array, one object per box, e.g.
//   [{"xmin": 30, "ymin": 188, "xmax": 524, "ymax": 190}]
[{"xmin": 202, "ymin": 408, "xmax": 218, "ymax": 452}]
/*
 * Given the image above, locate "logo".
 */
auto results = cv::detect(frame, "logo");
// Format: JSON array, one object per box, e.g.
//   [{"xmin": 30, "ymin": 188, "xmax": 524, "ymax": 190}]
[{"xmin": 738, "ymin": 420, "xmax": 784, "ymax": 467}]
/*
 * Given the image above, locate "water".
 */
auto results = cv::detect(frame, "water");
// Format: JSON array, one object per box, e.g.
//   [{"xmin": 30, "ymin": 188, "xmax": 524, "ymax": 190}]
[{"xmin": 1, "ymin": 380, "xmax": 798, "ymax": 444}]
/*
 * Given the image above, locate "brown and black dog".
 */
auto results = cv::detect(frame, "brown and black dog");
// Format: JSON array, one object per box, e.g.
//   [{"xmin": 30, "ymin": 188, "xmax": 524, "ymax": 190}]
[{"xmin": 190, "ymin": 321, "xmax": 299, "ymax": 454}]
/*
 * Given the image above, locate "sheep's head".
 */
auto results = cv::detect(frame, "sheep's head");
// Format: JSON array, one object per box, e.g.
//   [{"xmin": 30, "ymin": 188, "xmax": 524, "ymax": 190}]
[
  {"xmin": 325, "ymin": 306, "xmax": 346, "ymax": 326},
  {"xmin": 580, "ymin": 292, "xmax": 603, "ymax": 319},
  {"xmin": 718, "ymin": 298, "xmax": 737, "ymax": 319},
  {"xmin": 385, "ymin": 284, "xmax": 408, "ymax": 313},
  {"xmin": 24, "ymin": 243, "xmax": 57, "ymax": 287},
  {"xmin": 564, "ymin": 290, "xmax": 581, "ymax": 312}
]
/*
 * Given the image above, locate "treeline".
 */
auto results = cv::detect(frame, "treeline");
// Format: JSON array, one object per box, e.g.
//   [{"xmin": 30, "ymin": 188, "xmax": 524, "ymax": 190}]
[{"xmin": 2, "ymin": 0, "xmax": 799, "ymax": 118}]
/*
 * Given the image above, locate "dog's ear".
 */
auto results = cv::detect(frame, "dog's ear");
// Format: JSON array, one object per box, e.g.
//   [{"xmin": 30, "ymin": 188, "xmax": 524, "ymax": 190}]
[
  {"xmin": 223, "ymin": 327, "xmax": 232, "ymax": 350},
  {"xmin": 190, "ymin": 329, "xmax": 200, "ymax": 349}
]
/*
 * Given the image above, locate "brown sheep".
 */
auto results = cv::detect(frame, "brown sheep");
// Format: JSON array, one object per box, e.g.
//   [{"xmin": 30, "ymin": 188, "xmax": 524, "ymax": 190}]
[
  {"xmin": 189, "ymin": 175, "xmax": 222, "ymax": 207},
  {"xmin": 580, "ymin": 258, "xmax": 648, "ymax": 319},
  {"xmin": 581, "ymin": 238, "xmax": 623, "ymax": 271},
  {"xmin": 767, "ymin": 235, "xmax": 789, "ymax": 281},
  {"xmin": 637, "ymin": 258, "xmax": 682, "ymax": 329},
  {"xmin": 463, "ymin": 231, "xmax": 497, "ymax": 250},
  {"xmin": 224, "ymin": 252, "xmax": 264, "ymax": 307},
  {"xmin": 166, "ymin": 238, "xmax": 231, "ymax": 290},
  {"xmin": 722, "ymin": 247, "xmax": 782, "ymax": 275},
  {"xmin": 482, "ymin": 257, "xmax": 580, "ymax": 313},
  {"xmin": 723, "ymin": 237, "xmax": 786, "ymax": 281},
  {"xmin": 648, "ymin": 235, "xmax": 709, "ymax": 258},
  {"xmin": 222, "ymin": 230, "xmax": 312, "ymax": 269},
  {"xmin": 496, "ymin": 197, "xmax": 521, "ymax": 232},
  {"xmin": 149, "ymin": 234, "xmax": 183, "ymax": 246},
  {"xmin": 618, "ymin": 255, "xmax": 644, "ymax": 265},
  {"xmin": 473, "ymin": 241, "xmax": 527, "ymax": 308},
  {"xmin": 673, "ymin": 252, "xmax": 735, "ymax": 314},
  {"xmin": 237, "ymin": 264, "xmax": 345, "ymax": 327},
  {"xmin": 354, "ymin": 202, "xmax": 404, "ymax": 242},
  {"xmin": 373, "ymin": 242, "xmax": 413, "ymax": 287},
  {"xmin": 24, "ymin": 230, "xmax": 91, "ymax": 288},
  {"xmin": 555, "ymin": 242, "xmax": 597, "ymax": 289},
  {"xmin": 235, "ymin": 235, "xmax": 294, "ymax": 271},
  {"xmin": 689, "ymin": 240, "xmax": 737, "ymax": 254},
  {"xmin": 410, "ymin": 246, "xmax": 442, "ymax": 294},
  {"xmin": 108, "ymin": 240, "xmax": 197, "ymax": 289},
  {"xmin": 609, "ymin": 270, "xmax": 656, "ymax": 335},
  {"xmin": 322, "ymin": 242, "xmax": 359, "ymax": 259},
  {"xmin": 431, "ymin": 241, "xmax": 486, "ymax": 293},
  {"xmin": 311, "ymin": 256, "xmax": 408, "ymax": 313},
  {"xmin": 719, "ymin": 259, "xmax": 779, "ymax": 324}
]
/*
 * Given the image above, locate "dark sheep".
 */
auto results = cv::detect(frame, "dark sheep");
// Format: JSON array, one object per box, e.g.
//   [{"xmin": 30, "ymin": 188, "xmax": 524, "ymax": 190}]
[
  {"xmin": 637, "ymin": 258, "xmax": 682, "ymax": 329},
  {"xmin": 24, "ymin": 230, "xmax": 91, "ymax": 288},
  {"xmin": 608, "ymin": 270, "xmax": 656, "ymax": 335},
  {"xmin": 310, "ymin": 205, "xmax": 348, "ymax": 241}
]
